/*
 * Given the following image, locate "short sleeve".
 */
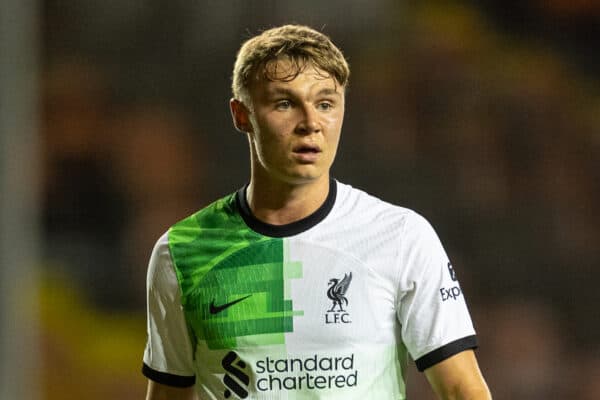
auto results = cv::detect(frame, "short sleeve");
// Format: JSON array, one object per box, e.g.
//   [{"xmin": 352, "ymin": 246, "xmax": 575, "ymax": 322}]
[
  {"xmin": 142, "ymin": 231, "xmax": 196, "ymax": 387},
  {"xmin": 396, "ymin": 213, "xmax": 477, "ymax": 372}
]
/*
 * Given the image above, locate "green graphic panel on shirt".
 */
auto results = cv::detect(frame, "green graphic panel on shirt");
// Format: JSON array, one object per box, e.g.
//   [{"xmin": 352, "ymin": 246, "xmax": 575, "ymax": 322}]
[
  {"xmin": 194, "ymin": 239, "xmax": 303, "ymax": 349},
  {"xmin": 168, "ymin": 193, "xmax": 303, "ymax": 350},
  {"xmin": 168, "ymin": 194, "xmax": 263, "ymax": 298}
]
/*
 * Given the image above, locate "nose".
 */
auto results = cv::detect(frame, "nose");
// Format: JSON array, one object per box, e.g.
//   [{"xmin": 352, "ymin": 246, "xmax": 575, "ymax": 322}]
[{"xmin": 295, "ymin": 104, "xmax": 321, "ymax": 135}]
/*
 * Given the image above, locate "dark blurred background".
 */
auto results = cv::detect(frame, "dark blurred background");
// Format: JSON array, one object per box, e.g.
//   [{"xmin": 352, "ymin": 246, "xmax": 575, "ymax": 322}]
[{"xmin": 1, "ymin": 0, "xmax": 599, "ymax": 399}]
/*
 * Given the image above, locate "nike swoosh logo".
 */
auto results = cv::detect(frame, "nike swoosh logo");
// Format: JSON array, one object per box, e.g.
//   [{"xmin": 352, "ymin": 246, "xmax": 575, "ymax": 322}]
[{"xmin": 209, "ymin": 294, "xmax": 252, "ymax": 315}]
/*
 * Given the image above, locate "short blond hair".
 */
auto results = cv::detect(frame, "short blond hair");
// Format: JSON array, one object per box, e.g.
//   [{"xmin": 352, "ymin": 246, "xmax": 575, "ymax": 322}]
[{"xmin": 232, "ymin": 25, "xmax": 350, "ymax": 103}]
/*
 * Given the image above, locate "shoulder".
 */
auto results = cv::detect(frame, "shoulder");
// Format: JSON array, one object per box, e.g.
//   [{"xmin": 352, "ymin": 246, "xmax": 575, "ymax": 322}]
[
  {"xmin": 169, "ymin": 192, "xmax": 239, "ymax": 236},
  {"xmin": 147, "ymin": 192, "xmax": 239, "ymax": 280},
  {"xmin": 149, "ymin": 231, "xmax": 173, "ymax": 271},
  {"xmin": 147, "ymin": 231, "xmax": 179, "ymax": 297},
  {"xmin": 332, "ymin": 180, "xmax": 446, "ymax": 265},
  {"xmin": 333, "ymin": 180, "xmax": 431, "ymax": 232}
]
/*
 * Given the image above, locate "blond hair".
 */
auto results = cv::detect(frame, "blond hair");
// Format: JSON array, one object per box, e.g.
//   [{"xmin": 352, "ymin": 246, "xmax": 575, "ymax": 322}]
[{"xmin": 232, "ymin": 25, "xmax": 350, "ymax": 103}]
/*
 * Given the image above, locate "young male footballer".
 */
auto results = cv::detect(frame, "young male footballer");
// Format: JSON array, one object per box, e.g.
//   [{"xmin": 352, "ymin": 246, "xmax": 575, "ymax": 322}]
[{"xmin": 142, "ymin": 24, "xmax": 492, "ymax": 400}]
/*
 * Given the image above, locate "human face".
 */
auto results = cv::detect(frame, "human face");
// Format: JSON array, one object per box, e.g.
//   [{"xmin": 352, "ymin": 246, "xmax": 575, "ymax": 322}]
[{"xmin": 237, "ymin": 61, "xmax": 345, "ymax": 186}]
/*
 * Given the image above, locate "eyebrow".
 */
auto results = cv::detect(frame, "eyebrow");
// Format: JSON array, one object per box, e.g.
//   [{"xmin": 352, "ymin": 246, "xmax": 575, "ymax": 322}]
[
  {"xmin": 315, "ymin": 88, "xmax": 341, "ymax": 97},
  {"xmin": 266, "ymin": 87, "xmax": 342, "ymax": 98}
]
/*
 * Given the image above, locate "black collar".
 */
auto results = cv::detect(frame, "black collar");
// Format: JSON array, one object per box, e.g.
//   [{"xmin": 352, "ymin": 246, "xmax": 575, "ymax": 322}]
[{"xmin": 236, "ymin": 178, "xmax": 337, "ymax": 238}]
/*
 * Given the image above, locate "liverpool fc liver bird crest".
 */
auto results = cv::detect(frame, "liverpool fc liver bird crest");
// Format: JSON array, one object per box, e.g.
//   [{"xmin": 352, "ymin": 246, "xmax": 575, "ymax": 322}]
[{"xmin": 327, "ymin": 272, "xmax": 352, "ymax": 312}]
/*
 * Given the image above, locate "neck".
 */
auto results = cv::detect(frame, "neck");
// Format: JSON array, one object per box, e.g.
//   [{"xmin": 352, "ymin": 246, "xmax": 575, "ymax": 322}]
[{"xmin": 246, "ymin": 176, "xmax": 330, "ymax": 225}]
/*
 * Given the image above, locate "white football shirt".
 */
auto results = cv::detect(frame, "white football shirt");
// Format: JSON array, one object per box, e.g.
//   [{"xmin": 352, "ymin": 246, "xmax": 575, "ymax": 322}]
[{"xmin": 143, "ymin": 179, "xmax": 477, "ymax": 399}]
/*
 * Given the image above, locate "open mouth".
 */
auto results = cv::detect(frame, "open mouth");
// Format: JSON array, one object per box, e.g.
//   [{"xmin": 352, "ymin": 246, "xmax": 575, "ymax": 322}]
[{"xmin": 293, "ymin": 145, "xmax": 321, "ymax": 154}]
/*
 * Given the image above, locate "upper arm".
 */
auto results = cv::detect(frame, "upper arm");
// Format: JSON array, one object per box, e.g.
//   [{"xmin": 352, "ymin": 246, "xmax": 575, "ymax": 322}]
[
  {"xmin": 142, "ymin": 233, "xmax": 196, "ymax": 388},
  {"xmin": 146, "ymin": 380, "xmax": 197, "ymax": 400},
  {"xmin": 396, "ymin": 214, "xmax": 490, "ymax": 398},
  {"xmin": 397, "ymin": 213, "xmax": 477, "ymax": 369},
  {"xmin": 424, "ymin": 350, "xmax": 492, "ymax": 400}
]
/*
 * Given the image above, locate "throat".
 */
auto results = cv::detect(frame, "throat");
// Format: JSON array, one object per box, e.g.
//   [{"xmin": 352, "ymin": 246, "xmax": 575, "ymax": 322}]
[{"xmin": 246, "ymin": 178, "xmax": 330, "ymax": 225}]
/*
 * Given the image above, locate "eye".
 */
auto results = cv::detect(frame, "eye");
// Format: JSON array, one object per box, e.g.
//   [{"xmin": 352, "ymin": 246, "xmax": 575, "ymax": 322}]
[
  {"xmin": 317, "ymin": 101, "xmax": 334, "ymax": 111},
  {"xmin": 275, "ymin": 100, "xmax": 292, "ymax": 110}
]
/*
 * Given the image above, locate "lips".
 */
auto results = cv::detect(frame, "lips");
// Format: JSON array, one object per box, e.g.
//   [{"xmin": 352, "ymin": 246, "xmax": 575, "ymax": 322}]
[
  {"xmin": 292, "ymin": 144, "xmax": 322, "ymax": 163},
  {"xmin": 292, "ymin": 144, "xmax": 321, "ymax": 154}
]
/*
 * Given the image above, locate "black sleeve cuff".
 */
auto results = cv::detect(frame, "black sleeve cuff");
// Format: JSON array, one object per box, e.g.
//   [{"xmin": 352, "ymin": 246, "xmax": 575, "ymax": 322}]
[
  {"xmin": 415, "ymin": 335, "xmax": 478, "ymax": 372},
  {"xmin": 142, "ymin": 363, "xmax": 196, "ymax": 388}
]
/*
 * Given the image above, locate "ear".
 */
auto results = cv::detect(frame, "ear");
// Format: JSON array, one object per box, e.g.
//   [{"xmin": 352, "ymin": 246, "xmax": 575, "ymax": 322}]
[{"xmin": 230, "ymin": 98, "xmax": 253, "ymax": 133}]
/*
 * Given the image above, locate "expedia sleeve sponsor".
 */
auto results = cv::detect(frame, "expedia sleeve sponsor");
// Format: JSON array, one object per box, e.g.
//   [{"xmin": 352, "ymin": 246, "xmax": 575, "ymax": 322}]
[
  {"xmin": 440, "ymin": 262, "xmax": 463, "ymax": 301},
  {"xmin": 440, "ymin": 285, "xmax": 462, "ymax": 301},
  {"xmin": 254, "ymin": 353, "xmax": 358, "ymax": 392}
]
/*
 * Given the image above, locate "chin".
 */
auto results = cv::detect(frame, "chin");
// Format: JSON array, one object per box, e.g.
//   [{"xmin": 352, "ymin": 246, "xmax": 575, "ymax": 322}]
[
  {"xmin": 263, "ymin": 163, "xmax": 329, "ymax": 185},
  {"xmin": 285, "ymin": 170, "xmax": 327, "ymax": 185}
]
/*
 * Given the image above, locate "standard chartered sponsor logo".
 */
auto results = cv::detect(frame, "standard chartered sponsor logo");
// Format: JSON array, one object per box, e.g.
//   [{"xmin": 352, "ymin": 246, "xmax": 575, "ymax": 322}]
[{"xmin": 254, "ymin": 353, "xmax": 358, "ymax": 392}]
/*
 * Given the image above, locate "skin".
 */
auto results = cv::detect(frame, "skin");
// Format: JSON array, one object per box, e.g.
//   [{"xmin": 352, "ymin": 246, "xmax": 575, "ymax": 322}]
[
  {"xmin": 145, "ymin": 58, "xmax": 491, "ymax": 400},
  {"xmin": 425, "ymin": 350, "xmax": 492, "ymax": 400},
  {"xmin": 145, "ymin": 381, "xmax": 196, "ymax": 400}
]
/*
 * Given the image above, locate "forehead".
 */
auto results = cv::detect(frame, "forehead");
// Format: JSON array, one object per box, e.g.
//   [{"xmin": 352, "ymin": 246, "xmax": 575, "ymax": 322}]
[{"xmin": 248, "ymin": 58, "xmax": 343, "ymax": 96}]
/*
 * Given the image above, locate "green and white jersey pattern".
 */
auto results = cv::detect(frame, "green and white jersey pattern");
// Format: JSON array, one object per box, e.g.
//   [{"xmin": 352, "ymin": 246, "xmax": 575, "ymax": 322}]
[{"xmin": 143, "ymin": 180, "xmax": 477, "ymax": 399}]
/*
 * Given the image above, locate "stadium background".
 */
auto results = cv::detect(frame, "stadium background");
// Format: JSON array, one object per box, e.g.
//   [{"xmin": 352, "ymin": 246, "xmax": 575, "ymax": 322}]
[{"xmin": 1, "ymin": 0, "xmax": 599, "ymax": 398}]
